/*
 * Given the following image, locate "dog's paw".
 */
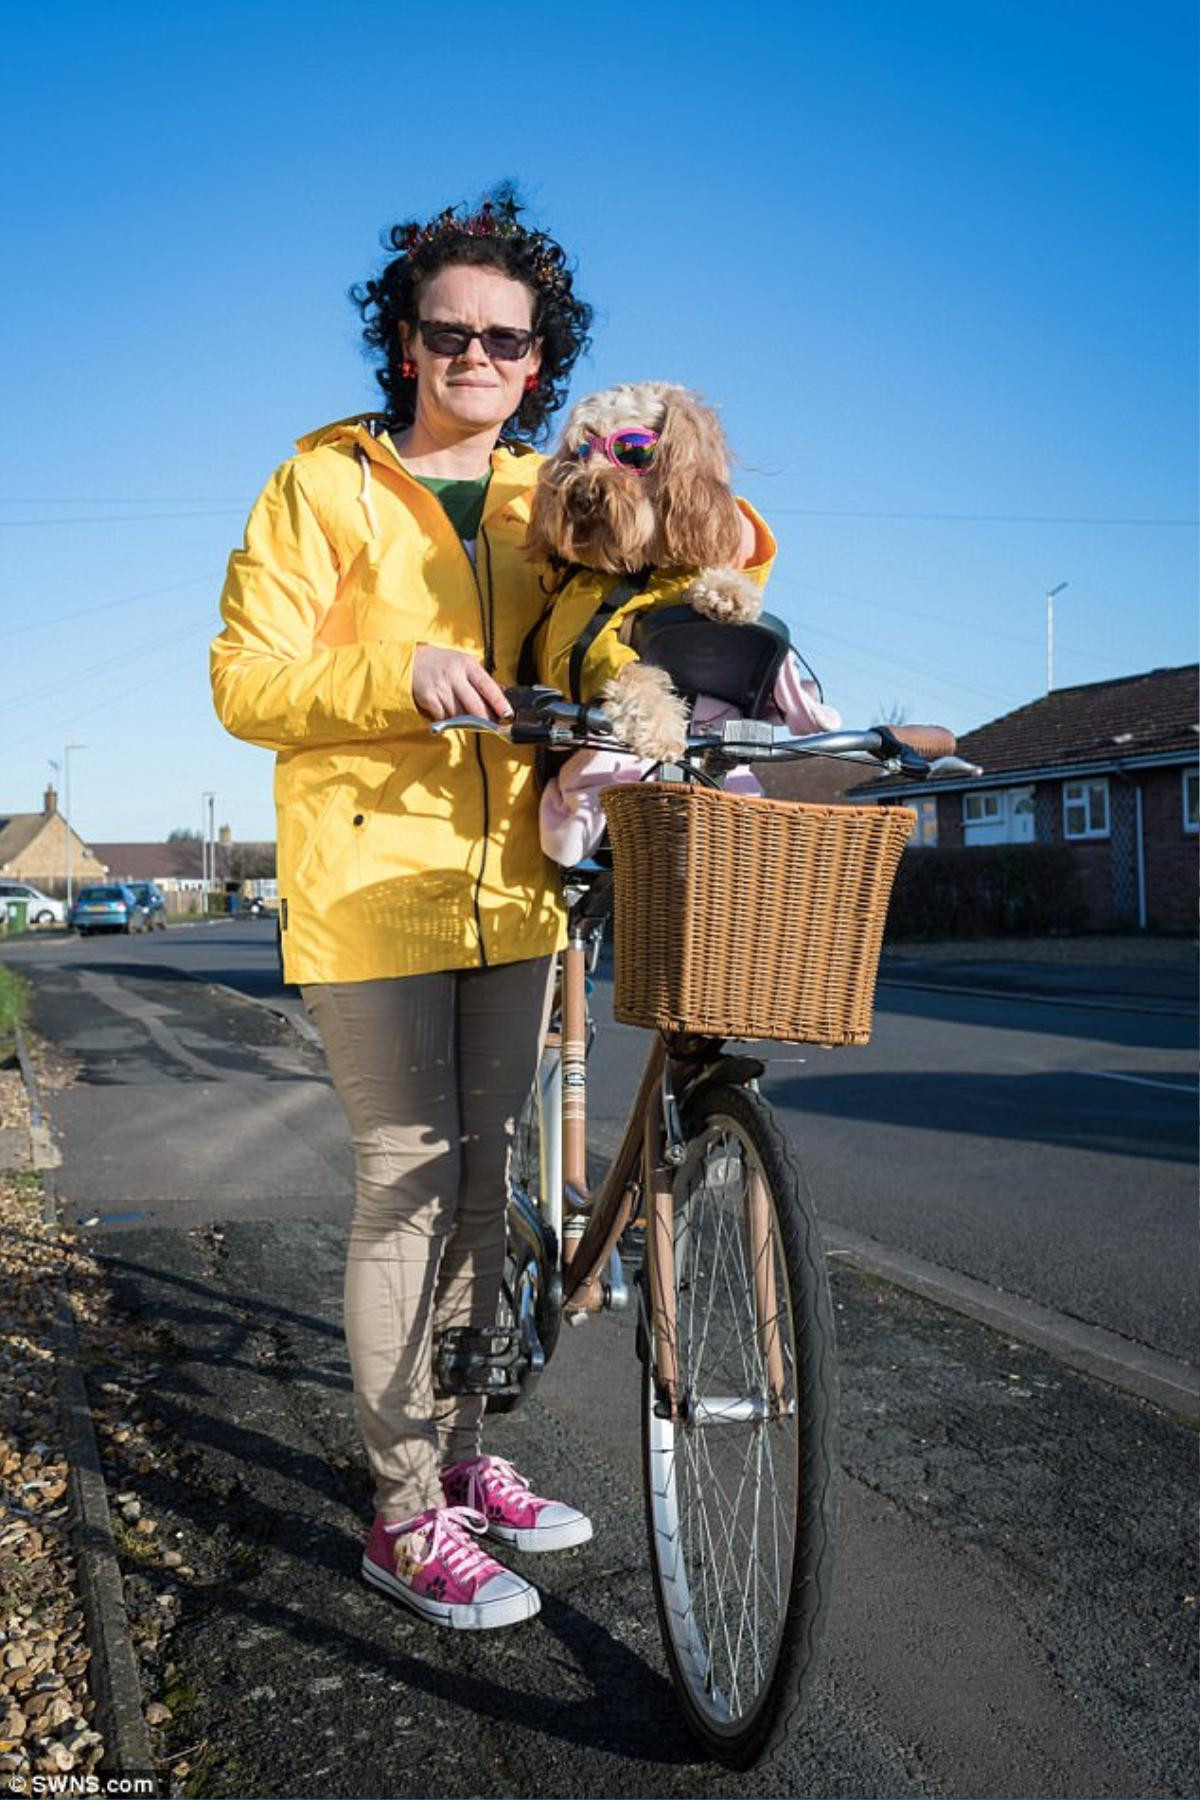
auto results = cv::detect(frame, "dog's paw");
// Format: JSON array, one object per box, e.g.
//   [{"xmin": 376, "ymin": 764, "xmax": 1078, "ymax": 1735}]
[
  {"xmin": 684, "ymin": 567, "xmax": 762, "ymax": 624},
  {"xmin": 602, "ymin": 662, "xmax": 689, "ymax": 761}
]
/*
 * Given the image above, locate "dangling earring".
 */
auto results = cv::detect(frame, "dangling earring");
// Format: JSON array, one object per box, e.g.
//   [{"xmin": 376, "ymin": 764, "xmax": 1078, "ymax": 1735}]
[
  {"xmin": 523, "ymin": 374, "xmax": 538, "ymax": 392},
  {"xmin": 401, "ymin": 359, "xmax": 417, "ymax": 381}
]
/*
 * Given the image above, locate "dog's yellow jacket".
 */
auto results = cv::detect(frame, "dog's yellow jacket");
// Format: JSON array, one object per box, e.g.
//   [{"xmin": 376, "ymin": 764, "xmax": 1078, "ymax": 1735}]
[
  {"xmin": 533, "ymin": 500, "xmax": 777, "ymax": 703},
  {"xmin": 210, "ymin": 415, "xmax": 567, "ymax": 985}
]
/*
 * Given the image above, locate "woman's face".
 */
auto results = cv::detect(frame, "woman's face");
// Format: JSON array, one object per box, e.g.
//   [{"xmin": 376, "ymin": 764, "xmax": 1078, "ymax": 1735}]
[{"xmin": 403, "ymin": 264, "xmax": 541, "ymax": 440}]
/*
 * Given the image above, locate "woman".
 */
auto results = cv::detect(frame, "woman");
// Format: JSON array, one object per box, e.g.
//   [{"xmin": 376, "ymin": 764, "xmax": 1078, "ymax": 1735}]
[{"xmin": 211, "ymin": 190, "xmax": 593, "ymax": 1631}]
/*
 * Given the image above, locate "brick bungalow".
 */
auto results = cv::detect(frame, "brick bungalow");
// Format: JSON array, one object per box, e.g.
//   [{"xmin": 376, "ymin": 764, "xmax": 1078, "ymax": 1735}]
[{"xmin": 857, "ymin": 665, "xmax": 1198, "ymax": 932}]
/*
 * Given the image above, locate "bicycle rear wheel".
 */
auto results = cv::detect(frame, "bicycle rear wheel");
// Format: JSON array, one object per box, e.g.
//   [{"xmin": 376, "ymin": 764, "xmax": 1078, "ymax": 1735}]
[{"xmin": 641, "ymin": 1082, "xmax": 837, "ymax": 1767}]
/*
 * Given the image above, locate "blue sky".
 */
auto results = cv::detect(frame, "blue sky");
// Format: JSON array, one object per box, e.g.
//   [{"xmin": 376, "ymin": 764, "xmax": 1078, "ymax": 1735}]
[{"xmin": 3, "ymin": 0, "xmax": 1196, "ymax": 841}]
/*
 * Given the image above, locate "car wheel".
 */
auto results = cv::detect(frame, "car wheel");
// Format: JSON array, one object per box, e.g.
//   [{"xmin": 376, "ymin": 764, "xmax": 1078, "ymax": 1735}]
[{"xmin": 33, "ymin": 909, "xmax": 54, "ymax": 925}]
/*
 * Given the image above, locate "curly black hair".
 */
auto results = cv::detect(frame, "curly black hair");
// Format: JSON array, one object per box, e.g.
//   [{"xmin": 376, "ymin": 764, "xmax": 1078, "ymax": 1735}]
[{"xmin": 351, "ymin": 184, "xmax": 593, "ymax": 443}]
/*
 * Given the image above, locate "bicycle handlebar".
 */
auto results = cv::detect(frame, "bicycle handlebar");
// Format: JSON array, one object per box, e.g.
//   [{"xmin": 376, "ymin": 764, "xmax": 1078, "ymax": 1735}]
[{"xmin": 430, "ymin": 688, "xmax": 982, "ymax": 781}]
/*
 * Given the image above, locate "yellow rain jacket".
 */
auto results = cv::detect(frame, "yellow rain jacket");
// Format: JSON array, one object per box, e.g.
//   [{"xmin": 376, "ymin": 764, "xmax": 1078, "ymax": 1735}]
[
  {"xmin": 534, "ymin": 501, "xmax": 776, "ymax": 702},
  {"xmin": 210, "ymin": 416, "xmax": 565, "ymax": 985}
]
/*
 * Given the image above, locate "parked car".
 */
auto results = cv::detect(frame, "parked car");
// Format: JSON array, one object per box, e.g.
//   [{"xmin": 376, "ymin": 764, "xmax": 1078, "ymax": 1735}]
[
  {"xmin": 0, "ymin": 881, "xmax": 66, "ymax": 926},
  {"xmin": 127, "ymin": 881, "xmax": 168, "ymax": 929},
  {"xmin": 69, "ymin": 884, "xmax": 149, "ymax": 936}
]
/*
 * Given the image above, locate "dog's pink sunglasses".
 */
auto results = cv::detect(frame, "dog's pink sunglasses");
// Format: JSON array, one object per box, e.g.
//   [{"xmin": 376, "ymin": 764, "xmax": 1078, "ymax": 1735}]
[{"xmin": 572, "ymin": 428, "xmax": 660, "ymax": 473}]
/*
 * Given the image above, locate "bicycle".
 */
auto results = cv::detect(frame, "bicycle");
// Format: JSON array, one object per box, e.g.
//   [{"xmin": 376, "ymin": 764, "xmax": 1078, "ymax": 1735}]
[{"xmin": 433, "ymin": 679, "xmax": 977, "ymax": 1766}]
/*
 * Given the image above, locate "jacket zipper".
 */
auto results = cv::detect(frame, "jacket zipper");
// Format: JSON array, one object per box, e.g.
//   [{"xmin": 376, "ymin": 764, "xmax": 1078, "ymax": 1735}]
[
  {"xmin": 470, "ymin": 524, "xmax": 496, "ymax": 968},
  {"xmin": 370, "ymin": 431, "xmax": 496, "ymax": 969}
]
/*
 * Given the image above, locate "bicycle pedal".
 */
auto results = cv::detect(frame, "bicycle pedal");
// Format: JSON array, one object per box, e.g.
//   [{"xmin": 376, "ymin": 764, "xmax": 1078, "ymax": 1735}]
[{"xmin": 433, "ymin": 1325, "xmax": 525, "ymax": 1398}]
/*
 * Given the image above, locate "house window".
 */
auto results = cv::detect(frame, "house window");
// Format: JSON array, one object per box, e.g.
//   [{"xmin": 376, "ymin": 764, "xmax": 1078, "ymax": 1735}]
[
  {"xmin": 1063, "ymin": 778, "xmax": 1109, "ymax": 840},
  {"xmin": 907, "ymin": 798, "xmax": 938, "ymax": 847},
  {"xmin": 963, "ymin": 792, "xmax": 1002, "ymax": 824},
  {"xmin": 1185, "ymin": 767, "xmax": 1199, "ymax": 834}
]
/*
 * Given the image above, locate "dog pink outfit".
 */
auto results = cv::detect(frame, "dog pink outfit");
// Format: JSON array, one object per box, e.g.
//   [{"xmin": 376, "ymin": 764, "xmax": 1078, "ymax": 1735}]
[{"xmin": 538, "ymin": 654, "xmax": 842, "ymax": 866}]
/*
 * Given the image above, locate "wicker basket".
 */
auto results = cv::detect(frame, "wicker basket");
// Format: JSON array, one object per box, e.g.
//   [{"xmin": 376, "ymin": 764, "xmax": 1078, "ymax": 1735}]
[{"xmin": 600, "ymin": 783, "xmax": 916, "ymax": 1046}]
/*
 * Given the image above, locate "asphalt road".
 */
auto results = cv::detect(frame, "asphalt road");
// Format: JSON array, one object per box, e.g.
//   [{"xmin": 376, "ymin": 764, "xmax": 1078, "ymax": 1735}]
[
  {"xmin": 13, "ymin": 920, "xmax": 1194, "ymax": 1358},
  {"xmin": 4, "ymin": 924, "xmax": 1196, "ymax": 1796}
]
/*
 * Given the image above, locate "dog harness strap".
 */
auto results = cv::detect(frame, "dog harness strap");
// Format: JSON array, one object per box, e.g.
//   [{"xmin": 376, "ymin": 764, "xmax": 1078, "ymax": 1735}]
[
  {"xmin": 566, "ymin": 568, "xmax": 653, "ymax": 702},
  {"xmin": 515, "ymin": 563, "xmax": 584, "ymax": 688}
]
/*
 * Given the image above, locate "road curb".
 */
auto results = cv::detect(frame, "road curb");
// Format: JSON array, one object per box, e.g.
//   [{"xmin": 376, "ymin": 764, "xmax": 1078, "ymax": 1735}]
[
  {"xmin": 14, "ymin": 1029, "xmax": 158, "ymax": 1788},
  {"xmin": 824, "ymin": 1223, "xmax": 1200, "ymax": 1419},
  {"xmin": 877, "ymin": 974, "xmax": 1195, "ymax": 1019}
]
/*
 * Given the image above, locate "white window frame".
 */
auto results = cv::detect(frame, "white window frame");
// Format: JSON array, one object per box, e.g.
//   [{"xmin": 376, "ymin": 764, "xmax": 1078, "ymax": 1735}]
[
  {"xmin": 1184, "ymin": 767, "xmax": 1199, "ymax": 834},
  {"xmin": 1063, "ymin": 778, "xmax": 1110, "ymax": 840},
  {"xmin": 906, "ymin": 797, "xmax": 938, "ymax": 847},
  {"xmin": 963, "ymin": 791, "xmax": 1002, "ymax": 824}
]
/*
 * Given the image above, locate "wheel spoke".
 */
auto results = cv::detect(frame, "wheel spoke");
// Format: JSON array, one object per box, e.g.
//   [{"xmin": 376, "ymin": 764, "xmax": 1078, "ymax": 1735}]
[{"xmin": 647, "ymin": 1102, "xmax": 813, "ymax": 1738}]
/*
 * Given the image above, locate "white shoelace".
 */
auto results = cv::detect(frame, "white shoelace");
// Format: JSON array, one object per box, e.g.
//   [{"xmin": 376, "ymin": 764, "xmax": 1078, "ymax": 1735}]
[
  {"xmin": 384, "ymin": 1504, "xmax": 494, "ymax": 1581},
  {"xmin": 463, "ymin": 1455, "xmax": 533, "ymax": 1511}
]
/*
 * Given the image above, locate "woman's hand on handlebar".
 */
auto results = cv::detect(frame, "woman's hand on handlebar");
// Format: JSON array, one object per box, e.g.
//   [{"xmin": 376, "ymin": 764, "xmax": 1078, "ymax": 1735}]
[{"xmin": 413, "ymin": 647, "xmax": 512, "ymax": 722}]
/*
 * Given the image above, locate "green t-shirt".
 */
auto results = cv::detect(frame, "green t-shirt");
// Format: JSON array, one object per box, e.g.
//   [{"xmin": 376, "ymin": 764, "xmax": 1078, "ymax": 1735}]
[{"xmin": 414, "ymin": 471, "xmax": 492, "ymax": 549}]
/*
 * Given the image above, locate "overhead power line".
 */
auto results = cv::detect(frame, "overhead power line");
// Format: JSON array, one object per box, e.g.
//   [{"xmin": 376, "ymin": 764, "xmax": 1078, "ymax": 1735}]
[
  {"xmin": 770, "ymin": 573, "xmax": 1147, "ymax": 674},
  {"xmin": 8, "ymin": 621, "xmax": 213, "ymax": 714},
  {"xmin": 0, "ymin": 510, "xmax": 243, "ymax": 527},
  {"xmin": 0, "ymin": 497, "xmax": 248, "ymax": 505},
  {"xmin": 4, "ymin": 650, "xmax": 212, "ymax": 754},
  {"xmin": 0, "ymin": 572, "xmax": 222, "ymax": 640},
  {"xmin": 765, "ymin": 507, "xmax": 1198, "ymax": 527}
]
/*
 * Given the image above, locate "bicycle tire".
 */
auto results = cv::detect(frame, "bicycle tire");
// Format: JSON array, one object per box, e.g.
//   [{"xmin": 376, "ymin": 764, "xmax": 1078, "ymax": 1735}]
[{"xmin": 640, "ymin": 1082, "xmax": 838, "ymax": 1767}]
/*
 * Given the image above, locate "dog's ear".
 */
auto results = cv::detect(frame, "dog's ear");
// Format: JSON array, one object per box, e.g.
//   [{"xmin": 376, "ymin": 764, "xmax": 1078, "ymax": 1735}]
[
  {"xmin": 651, "ymin": 395, "xmax": 744, "ymax": 569},
  {"xmin": 525, "ymin": 458, "xmax": 574, "ymax": 564}
]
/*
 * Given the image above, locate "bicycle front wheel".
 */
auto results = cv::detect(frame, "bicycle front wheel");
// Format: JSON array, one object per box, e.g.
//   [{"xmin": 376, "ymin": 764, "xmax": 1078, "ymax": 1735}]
[{"xmin": 641, "ymin": 1083, "xmax": 837, "ymax": 1767}]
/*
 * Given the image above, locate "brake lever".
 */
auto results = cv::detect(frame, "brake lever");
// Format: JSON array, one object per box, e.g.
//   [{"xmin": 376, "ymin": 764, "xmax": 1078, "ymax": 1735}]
[
  {"xmin": 930, "ymin": 755, "xmax": 983, "ymax": 778},
  {"xmin": 430, "ymin": 716, "xmax": 511, "ymax": 737},
  {"xmin": 871, "ymin": 725, "xmax": 931, "ymax": 775}
]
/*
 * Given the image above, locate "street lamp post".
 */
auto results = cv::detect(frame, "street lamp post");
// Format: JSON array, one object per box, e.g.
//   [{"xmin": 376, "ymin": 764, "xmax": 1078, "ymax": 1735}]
[
  {"xmin": 1046, "ymin": 581, "xmax": 1068, "ymax": 692},
  {"xmin": 201, "ymin": 791, "xmax": 216, "ymax": 911},
  {"xmin": 63, "ymin": 743, "xmax": 87, "ymax": 908}
]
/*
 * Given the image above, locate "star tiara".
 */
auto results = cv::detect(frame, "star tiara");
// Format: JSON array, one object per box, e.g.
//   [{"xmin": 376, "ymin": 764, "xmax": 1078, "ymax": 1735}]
[{"xmin": 398, "ymin": 199, "xmax": 565, "ymax": 293}]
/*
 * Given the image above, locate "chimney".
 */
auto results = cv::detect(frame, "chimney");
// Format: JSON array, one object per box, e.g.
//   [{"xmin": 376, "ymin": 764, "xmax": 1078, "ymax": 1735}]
[
  {"xmin": 43, "ymin": 784, "xmax": 58, "ymax": 816},
  {"xmin": 218, "ymin": 823, "xmax": 232, "ymax": 845}
]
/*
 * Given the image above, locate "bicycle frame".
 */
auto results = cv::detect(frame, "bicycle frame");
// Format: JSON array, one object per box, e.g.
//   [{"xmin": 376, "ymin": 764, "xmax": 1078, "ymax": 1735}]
[
  {"xmin": 441, "ymin": 699, "xmax": 978, "ymax": 1423},
  {"xmin": 528, "ymin": 923, "xmax": 772, "ymax": 1424}
]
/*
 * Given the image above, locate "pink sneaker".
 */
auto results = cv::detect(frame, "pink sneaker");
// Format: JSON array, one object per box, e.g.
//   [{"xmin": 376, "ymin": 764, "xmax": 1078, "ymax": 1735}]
[
  {"xmin": 441, "ymin": 1455, "xmax": 593, "ymax": 1552},
  {"xmin": 361, "ymin": 1504, "xmax": 539, "ymax": 1629}
]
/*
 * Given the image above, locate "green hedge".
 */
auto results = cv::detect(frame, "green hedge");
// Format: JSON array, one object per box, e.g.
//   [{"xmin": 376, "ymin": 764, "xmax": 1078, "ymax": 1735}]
[
  {"xmin": 885, "ymin": 842, "xmax": 1089, "ymax": 940},
  {"xmin": 0, "ymin": 962, "xmax": 27, "ymax": 1058}
]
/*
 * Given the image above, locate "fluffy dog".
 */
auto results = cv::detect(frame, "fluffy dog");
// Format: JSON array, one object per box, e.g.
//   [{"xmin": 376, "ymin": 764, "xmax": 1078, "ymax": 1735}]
[
  {"xmin": 525, "ymin": 382, "xmax": 842, "ymax": 866},
  {"xmin": 526, "ymin": 380, "xmax": 766, "ymax": 761}
]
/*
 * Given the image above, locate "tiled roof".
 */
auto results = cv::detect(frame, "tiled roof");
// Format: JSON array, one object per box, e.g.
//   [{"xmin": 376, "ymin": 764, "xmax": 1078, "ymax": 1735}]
[
  {"xmin": 852, "ymin": 664, "xmax": 1198, "ymax": 794},
  {"xmin": 756, "ymin": 757, "xmax": 869, "ymax": 806},
  {"xmin": 951, "ymin": 664, "xmax": 1197, "ymax": 775},
  {"xmin": 90, "ymin": 842, "xmax": 207, "ymax": 881},
  {"xmin": 89, "ymin": 841, "xmax": 276, "ymax": 881},
  {"xmin": 0, "ymin": 815, "xmax": 49, "ymax": 867}
]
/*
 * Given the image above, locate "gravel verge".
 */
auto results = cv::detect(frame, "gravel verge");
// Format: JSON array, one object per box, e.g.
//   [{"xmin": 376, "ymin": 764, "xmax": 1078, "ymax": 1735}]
[
  {"xmin": 0, "ymin": 1042, "xmax": 204, "ymax": 1793},
  {"xmin": 0, "ymin": 1059, "xmax": 106, "ymax": 1781}
]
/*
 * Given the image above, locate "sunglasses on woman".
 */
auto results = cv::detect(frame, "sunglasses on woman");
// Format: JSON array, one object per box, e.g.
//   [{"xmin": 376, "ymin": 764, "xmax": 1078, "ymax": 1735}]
[
  {"xmin": 416, "ymin": 319, "xmax": 535, "ymax": 361},
  {"xmin": 571, "ymin": 429, "xmax": 660, "ymax": 473}
]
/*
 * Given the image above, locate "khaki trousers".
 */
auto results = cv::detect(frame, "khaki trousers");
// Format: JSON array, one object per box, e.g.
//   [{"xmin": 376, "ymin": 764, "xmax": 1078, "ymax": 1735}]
[{"xmin": 303, "ymin": 957, "xmax": 552, "ymax": 1522}]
